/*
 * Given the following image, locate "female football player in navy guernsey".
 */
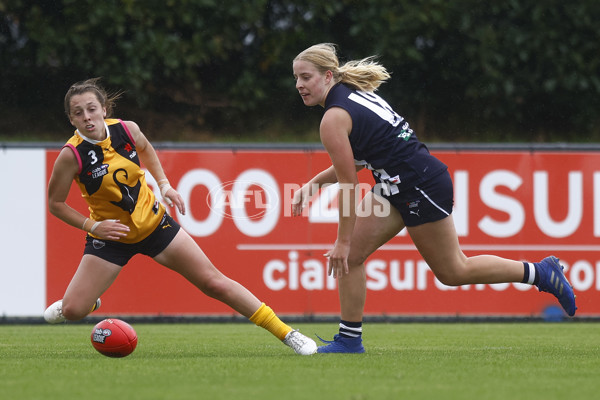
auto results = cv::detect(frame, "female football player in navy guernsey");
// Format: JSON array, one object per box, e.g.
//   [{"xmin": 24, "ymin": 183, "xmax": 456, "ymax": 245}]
[
  {"xmin": 44, "ymin": 78, "xmax": 317, "ymax": 355},
  {"xmin": 291, "ymin": 43, "xmax": 577, "ymax": 353}
]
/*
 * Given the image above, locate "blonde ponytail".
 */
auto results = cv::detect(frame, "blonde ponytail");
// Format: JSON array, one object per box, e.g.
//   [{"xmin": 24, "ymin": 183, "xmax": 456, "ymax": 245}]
[
  {"xmin": 294, "ymin": 43, "xmax": 390, "ymax": 92},
  {"xmin": 338, "ymin": 57, "xmax": 390, "ymax": 92}
]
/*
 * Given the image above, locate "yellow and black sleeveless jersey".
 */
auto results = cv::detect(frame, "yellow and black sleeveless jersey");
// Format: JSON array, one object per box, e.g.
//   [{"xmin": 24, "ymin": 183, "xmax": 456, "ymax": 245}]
[{"xmin": 64, "ymin": 119, "xmax": 164, "ymax": 243}]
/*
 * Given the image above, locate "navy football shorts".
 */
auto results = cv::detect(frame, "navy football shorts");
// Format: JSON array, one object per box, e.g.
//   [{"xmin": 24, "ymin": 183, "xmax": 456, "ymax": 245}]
[
  {"xmin": 83, "ymin": 212, "xmax": 181, "ymax": 266},
  {"xmin": 373, "ymin": 170, "xmax": 454, "ymax": 227}
]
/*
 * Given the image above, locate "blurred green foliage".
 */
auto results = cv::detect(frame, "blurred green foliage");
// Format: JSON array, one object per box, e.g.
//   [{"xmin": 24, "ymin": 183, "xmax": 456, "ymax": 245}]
[{"xmin": 1, "ymin": 0, "xmax": 599, "ymax": 142}]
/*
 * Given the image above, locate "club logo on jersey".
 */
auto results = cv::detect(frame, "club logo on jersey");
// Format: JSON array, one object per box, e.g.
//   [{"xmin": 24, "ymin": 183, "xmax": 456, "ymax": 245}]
[
  {"xmin": 89, "ymin": 164, "xmax": 109, "ymax": 179},
  {"xmin": 110, "ymin": 168, "xmax": 141, "ymax": 214}
]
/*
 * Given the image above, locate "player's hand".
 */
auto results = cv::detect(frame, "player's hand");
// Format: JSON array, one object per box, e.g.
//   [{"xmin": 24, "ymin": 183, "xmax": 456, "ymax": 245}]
[
  {"xmin": 91, "ymin": 219, "xmax": 130, "ymax": 240},
  {"xmin": 162, "ymin": 187, "xmax": 186, "ymax": 215},
  {"xmin": 292, "ymin": 184, "xmax": 311, "ymax": 217},
  {"xmin": 325, "ymin": 241, "xmax": 351, "ymax": 278}
]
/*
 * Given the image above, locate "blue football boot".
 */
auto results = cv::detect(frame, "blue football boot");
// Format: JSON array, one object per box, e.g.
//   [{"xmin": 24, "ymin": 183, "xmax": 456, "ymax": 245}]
[
  {"xmin": 535, "ymin": 256, "xmax": 577, "ymax": 316},
  {"xmin": 316, "ymin": 334, "xmax": 365, "ymax": 354}
]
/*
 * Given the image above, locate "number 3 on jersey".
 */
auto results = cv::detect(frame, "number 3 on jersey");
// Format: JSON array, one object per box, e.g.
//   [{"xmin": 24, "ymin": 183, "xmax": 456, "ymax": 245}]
[{"xmin": 88, "ymin": 150, "xmax": 98, "ymax": 165}]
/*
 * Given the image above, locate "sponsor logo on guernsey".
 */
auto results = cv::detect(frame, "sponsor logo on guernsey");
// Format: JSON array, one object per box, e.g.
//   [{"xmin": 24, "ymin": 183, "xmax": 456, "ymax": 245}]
[
  {"xmin": 124, "ymin": 143, "xmax": 136, "ymax": 158},
  {"xmin": 397, "ymin": 122, "xmax": 413, "ymax": 141},
  {"xmin": 90, "ymin": 164, "xmax": 109, "ymax": 179}
]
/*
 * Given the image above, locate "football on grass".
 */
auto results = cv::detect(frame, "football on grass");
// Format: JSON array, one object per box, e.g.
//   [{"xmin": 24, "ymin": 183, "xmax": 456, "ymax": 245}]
[{"xmin": 91, "ymin": 318, "xmax": 138, "ymax": 358}]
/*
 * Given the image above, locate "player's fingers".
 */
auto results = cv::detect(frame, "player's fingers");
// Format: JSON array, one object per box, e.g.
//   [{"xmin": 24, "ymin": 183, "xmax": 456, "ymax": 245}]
[
  {"xmin": 176, "ymin": 195, "xmax": 186, "ymax": 215},
  {"xmin": 291, "ymin": 202, "xmax": 302, "ymax": 216}
]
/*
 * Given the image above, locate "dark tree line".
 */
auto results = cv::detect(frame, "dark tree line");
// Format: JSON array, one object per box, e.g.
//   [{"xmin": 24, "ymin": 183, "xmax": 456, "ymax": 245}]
[{"xmin": 1, "ymin": 0, "xmax": 599, "ymax": 142}]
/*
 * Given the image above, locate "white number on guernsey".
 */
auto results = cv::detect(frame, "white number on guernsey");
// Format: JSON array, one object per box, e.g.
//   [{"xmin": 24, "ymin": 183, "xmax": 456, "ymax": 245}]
[
  {"xmin": 88, "ymin": 150, "xmax": 98, "ymax": 165},
  {"xmin": 348, "ymin": 91, "xmax": 403, "ymax": 127}
]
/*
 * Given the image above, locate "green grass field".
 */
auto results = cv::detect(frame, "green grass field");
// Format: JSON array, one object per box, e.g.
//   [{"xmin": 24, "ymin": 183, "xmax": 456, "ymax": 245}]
[{"xmin": 1, "ymin": 322, "xmax": 598, "ymax": 400}]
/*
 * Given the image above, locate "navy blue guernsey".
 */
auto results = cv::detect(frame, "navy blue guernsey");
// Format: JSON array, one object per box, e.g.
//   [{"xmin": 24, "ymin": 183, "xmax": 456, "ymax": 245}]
[{"xmin": 324, "ymin": 83, "xmax": 447, "ymax": 195}]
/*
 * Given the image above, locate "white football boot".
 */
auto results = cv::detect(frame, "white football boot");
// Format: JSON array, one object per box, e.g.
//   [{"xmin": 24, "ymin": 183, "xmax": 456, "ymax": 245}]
[
  {"xmin": 283, "ymin": 330, "xmax": 317, "ymax": 355},
  {"xmin": 43, "ymin": 298, "xmax": 101, "ymax": 324},
  {"xmin": 44, "ymin": 300, "xmax": 65, "ymax": 324}
]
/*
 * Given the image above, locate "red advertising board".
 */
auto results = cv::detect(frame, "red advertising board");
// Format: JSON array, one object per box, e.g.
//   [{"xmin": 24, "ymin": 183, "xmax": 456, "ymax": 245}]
[{"xmin": 46, "ymin": 149, "xmax": 600, "ymax": 316}]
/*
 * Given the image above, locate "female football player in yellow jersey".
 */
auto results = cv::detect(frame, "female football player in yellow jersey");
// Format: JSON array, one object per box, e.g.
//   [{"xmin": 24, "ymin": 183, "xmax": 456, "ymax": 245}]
[{"xmin": 44, "ymin": 78, "xmax": 316, "ymax": 355}]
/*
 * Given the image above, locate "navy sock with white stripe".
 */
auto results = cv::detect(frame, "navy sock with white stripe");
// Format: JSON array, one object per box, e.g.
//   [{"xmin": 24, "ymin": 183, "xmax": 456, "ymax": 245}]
[
  {"xmin": 339, "ymin": 320, "xmax": 362, "ymax": 339},
  {"xmin": 522, "ymin": 262, "xmax": 540, "ymax": 285}
]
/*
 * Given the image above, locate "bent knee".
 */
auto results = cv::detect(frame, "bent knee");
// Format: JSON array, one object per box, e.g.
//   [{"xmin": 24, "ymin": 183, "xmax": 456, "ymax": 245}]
[
  {"xmin": 432, "ymin": 268, "xmax": 469, "ymax": 287},
  {"xmin": 435, "ymin": 274, "xmax": 463, "ymax": 287}
]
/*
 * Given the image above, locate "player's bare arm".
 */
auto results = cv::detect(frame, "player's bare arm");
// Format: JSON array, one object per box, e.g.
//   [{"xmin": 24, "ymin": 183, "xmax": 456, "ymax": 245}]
[
  {"xmin": 124, "ymin": 120, "xmax": 186, "ymax": 215},
  {"xmin": 320, "ymin": 107, "xmax": 358, "ymax": 277},
  {"xmin": 48, "ymin": 147, "xmax": 129, "ymax": 240}
]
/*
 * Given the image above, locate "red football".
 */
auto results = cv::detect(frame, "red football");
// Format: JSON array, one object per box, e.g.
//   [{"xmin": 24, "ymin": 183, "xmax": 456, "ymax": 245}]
[{"xmin": 91, "ymin": 318, "xmax": 138, "ymax": 358}]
